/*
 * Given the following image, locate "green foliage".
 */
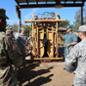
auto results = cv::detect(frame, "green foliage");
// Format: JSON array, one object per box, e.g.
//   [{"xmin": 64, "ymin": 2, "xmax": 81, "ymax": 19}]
[
  {"xmin": 23, "ymin": 25, "xmax": 32, "ymax": 37},
  {"xmin": 23, "ymin": 25, "xmax": 32, "ymax": 31},
  {"xmin": 7, "ymin": 24, "xmax": 31, "ymax": 37},
  {"xmin": 59, "ymin": 20, "xmax": 70, "ymax": 28},
  {"xmin": 12, "ymin": 24, "xmax": 18, "ymax": 32}
]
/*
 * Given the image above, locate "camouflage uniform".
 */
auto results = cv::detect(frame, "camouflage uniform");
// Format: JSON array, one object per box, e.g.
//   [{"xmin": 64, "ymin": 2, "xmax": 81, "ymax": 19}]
[
  {"xmin": 65, "ymin": 39, "xmax": 86, "ymax": 86},
  {"xmin": 64, "ymin": 25, "xmax": 86, "ymax": 86},
  {"xmin": 0, "ymin": 30, "xmax": 17, "ymax": 86},
  {"xmin": 0, "ymin": 66, "xmax": 17, "ymax": 86}
]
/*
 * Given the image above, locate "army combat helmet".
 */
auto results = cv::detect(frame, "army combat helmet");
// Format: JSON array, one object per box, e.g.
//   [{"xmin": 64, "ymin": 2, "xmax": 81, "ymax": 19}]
[
  {"xmin": 0, "ymin": 9, "xmax": 9, "ymax": 32},
  {"xmin": 78, "ymin": 25, "xmax": 86, "ymax": 32}
]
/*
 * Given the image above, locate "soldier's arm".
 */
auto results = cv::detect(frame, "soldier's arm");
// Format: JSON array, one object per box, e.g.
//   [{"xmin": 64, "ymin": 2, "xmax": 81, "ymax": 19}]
[
  {"xmin": 70, "ymin": 34, "xmax": 78, "ymax": 46},
  {"xmin": 69, "ymin": 42, "xmax": 77, "ymax": 46},
  {"xmin": 64, "ymin": 45, "xmax": 79, "ymax": 72}
]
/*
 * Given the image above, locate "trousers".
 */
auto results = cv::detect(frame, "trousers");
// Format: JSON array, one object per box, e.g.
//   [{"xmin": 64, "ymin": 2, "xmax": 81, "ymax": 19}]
[{"xmin": 0, "ymin": 66, "xmax": 17, "ymax": 86}]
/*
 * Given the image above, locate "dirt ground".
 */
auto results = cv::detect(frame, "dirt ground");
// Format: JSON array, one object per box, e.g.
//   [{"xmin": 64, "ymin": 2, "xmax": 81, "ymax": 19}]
[{"xmin": 18, "ymin": 61, "xmax": 74, "ymax": 86}]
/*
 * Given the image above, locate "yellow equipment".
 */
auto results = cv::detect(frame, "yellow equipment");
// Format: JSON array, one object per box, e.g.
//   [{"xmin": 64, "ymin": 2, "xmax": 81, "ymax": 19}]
[{"xmin": 25, "ymin": 15, "xmax": 65, "ymax": 60}]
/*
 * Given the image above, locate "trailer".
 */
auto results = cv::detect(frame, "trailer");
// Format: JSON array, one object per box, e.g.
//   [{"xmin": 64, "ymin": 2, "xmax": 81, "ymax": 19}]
[{"xmin": 25, "ymin": 14, "xmax": 66, "ymax": 60}]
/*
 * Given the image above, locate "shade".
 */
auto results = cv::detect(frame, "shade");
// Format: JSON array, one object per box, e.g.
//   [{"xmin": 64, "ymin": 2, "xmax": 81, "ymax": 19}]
[{"xmin": 15, "ymin": 0, "xmax": 85, "ymax": 8}]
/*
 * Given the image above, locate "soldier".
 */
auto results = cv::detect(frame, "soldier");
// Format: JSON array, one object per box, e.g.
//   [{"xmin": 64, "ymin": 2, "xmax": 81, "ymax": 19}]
[
  {"xmin": 14, "ymin": 28, "xmax": 27, "ymax": 61},
  {"xmin": 64, "ymin": 28, "xmax": 78, "ymax": 58},
  {"xmin": 0, "ymin": 9, "xmax": 17, "ymax": 86},
  {"xmin": 0, "ymin": 27, "xmax": 18, "ymax": 86},
  {"xmin": 64, "ymin": 25, "xmax": 86, "ymax": 86}
]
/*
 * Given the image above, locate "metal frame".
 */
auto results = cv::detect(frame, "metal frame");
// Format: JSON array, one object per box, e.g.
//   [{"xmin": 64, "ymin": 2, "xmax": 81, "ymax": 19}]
[
  {"xmin": 25, "ymin": 19, "xmax": 65, "ymax": 60},
  {"xmin": 15, "ymin": 0, "xmax": 86, "ymax": 28}
]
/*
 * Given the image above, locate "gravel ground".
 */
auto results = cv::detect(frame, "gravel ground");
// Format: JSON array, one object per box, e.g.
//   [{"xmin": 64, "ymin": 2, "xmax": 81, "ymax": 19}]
[
  {"xmin": 18, "ymin": 62, "xmax": 74, "ymax": 86},
  {"xmin": 39, "ymin": 62, "xmax": 73, "ymax": 86}
]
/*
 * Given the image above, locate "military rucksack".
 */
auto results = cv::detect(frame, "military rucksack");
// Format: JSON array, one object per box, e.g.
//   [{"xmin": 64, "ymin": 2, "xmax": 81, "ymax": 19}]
[
  {"xmin": 0, "ymin": 32, "xmax": 7, "ymax": 65},
  {"xmin": 4, "ymin": 34, "xmax": 24, "ymax": 67}
]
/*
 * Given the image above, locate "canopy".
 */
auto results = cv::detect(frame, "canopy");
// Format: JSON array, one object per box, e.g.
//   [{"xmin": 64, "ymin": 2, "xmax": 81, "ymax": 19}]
[
  {"xmin": 15, "ymin": 0, "xmax": 86, "ymax": 27},
  {"xmin": 15, "ymin": 0, "xmax": 85, "ymax": 8}
]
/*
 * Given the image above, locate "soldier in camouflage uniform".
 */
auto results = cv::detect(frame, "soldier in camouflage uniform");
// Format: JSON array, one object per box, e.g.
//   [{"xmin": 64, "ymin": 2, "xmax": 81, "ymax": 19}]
[
  {"xmin": 64, "ymin": 25, "xmax": 86, "ymax": 86},
  {"xmin": 0, "ymin": 28, "xmax": 18, "ymax": 86},
  {"xmin": 0, "ymin": 9, "xmax": 17, "ymax": 86}
]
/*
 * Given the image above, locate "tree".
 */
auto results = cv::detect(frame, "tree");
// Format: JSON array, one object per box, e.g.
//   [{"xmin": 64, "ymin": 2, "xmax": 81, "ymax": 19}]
[
  {"xmin": 74, "ymin": 7, "xmax": 86, "ymax": 31},
  {"xmin": 12, "ymin": 24, "xmax": 19, "ymax": 31},
  {"xmin": 59, "ymin": 20, "xmax": 70, "ymax": 28},
  {"xmin": 23, "ymin": 25, "xmax": 32, "ymax": 36}
]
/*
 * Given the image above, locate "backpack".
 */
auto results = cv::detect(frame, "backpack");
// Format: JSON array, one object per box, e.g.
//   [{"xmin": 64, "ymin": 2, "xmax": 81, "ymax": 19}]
[
  {"xmin": 0, "ymin": 32, "xmax": 7, "ymax": 65},
  {"xmin": 4, "ymin": 34, "xmax": 24, "ymax": 67}
]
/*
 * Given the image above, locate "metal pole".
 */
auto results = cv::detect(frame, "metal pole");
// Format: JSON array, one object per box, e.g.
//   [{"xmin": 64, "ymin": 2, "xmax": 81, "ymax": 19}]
[
  {"xmin": 18, "ymin": 10, "xmax": 22, "ymax": 32},
  {"xmin": 81, "ymin": 6, "xmax": 83, "ymax": 25},
  {"xmin": 16, "ymin": 6, "xmax": 22, "ymax": 31},
  {"xmin": 19, "ymin": 19, "xmax": 22, "ymax": 30}
]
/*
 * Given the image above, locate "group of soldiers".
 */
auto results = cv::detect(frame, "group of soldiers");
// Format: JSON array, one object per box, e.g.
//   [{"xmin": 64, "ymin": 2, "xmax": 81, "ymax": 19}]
[
  {"xmin": 0, "ymin": 26, "xmax": 29, "ymax": 86},
  {"xmin": 0, "ymin": 24, "xmax": 86, "ymax": 86}
]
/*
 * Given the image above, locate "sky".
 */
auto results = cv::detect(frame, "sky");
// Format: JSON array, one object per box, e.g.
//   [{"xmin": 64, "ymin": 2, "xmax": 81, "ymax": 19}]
[{"xmin": 0, "ymin": 0, "xmax": 86, "ymax": 25}]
